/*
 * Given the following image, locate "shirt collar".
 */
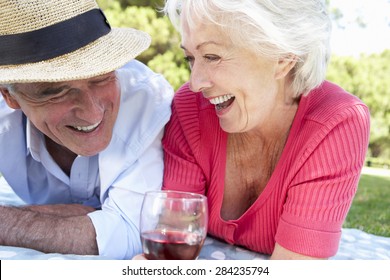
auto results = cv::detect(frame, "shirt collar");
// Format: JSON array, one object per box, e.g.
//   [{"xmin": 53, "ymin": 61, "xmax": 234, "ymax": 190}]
[{"xmin": 26, "ymin": 118, "xmax": 45, "ymax": 162}]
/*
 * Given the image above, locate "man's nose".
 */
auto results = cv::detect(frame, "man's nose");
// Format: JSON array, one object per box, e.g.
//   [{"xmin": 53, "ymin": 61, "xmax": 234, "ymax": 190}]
[{"xmin": 74, "ymin": 89, "xmax": 103, "ymax": 117}]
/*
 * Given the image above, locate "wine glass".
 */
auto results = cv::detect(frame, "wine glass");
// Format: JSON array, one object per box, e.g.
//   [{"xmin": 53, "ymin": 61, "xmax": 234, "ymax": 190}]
[{"xmin": 140, "ymin": 190, "xmax": 208, "ymax": 260}]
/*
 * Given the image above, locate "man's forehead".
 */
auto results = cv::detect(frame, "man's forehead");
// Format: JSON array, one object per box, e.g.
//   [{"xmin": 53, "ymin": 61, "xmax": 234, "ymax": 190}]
[{"xmin": 14, "ymin": 71, "xmax": 116, "ymax": 94}]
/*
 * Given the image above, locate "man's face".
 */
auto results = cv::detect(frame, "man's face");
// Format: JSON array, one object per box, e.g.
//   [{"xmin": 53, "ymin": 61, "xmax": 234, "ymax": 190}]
[{"xmin": 2, "ymin": 72, "xmax": 121, "ymax": 156}]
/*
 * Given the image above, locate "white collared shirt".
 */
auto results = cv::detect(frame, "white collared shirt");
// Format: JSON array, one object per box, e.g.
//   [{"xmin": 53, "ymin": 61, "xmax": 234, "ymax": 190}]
[{"xmin": 0, "ymin": 60, "xmax": 173, "ymax": 259}]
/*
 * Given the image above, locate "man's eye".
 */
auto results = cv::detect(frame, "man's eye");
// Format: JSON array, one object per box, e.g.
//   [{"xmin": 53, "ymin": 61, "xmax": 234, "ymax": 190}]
[
  {"xmin": 91, "ymin": 78, "xmax": 109, "ymax": 85},
  {"xmin": 33, "ymin": 91, "xmax": 66, "ymax": 102},
  {"xmin": 91, "ymin": 74, "xmax": 116, "ymax": 86},
  {"xmin": 49, "ymin": 94, "xmax": 67, "ymax": 102},
  {"xmin": 47, "ymin": 90, "xmax": 74, "ymax": 102}
]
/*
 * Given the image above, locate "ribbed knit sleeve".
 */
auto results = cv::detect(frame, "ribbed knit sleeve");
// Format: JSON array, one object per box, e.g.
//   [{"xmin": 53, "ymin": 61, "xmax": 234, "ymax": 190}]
[
  {"xmin": 275, "ymin": 84, "xmax": 371, "ymax": 258},
  {"xmin": 162, "ymin": 84, "xmax": 206, "ymax": 194}
]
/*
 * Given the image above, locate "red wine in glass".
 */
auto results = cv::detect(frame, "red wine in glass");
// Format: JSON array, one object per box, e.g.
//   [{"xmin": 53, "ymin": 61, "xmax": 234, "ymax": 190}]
[
  {"xmin": 140, "ymin": 190, "xmax": 208, "ymax": 260},
  {"xmin": 142, "ymin": 230, "xmax": 204, "ymax": 260}
]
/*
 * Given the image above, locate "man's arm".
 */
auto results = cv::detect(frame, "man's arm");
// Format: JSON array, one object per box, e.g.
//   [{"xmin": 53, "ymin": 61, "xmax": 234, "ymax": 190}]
[
  {"xmin": 0, "ymin": 205, "xmax": 98, "ymax": 255},
  {"xmin": 21, "ymin": 204, "xmax": 96, "ymax": 217}
]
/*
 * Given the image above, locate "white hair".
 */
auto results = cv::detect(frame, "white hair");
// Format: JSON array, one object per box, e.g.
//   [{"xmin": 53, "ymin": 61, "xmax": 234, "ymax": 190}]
[
  {"xmin": 0, "ymin": 84, "xmax": 17, "ymax": 95},
  {"xmin": 164, "ymin": 0, "xmax": 332, "ymax": 97}
]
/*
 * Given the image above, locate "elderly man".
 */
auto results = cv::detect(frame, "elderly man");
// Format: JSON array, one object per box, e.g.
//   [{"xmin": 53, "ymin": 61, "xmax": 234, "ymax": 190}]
[{"xmin": 0, "ymin": 0, "xmax": 173, "ymax": 259}]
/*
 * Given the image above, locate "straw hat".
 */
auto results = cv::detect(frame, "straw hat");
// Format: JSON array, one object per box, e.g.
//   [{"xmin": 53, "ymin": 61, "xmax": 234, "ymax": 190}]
[{"xmin": 0, "ymin": 0, "xmax": 151, "ymax": 83}]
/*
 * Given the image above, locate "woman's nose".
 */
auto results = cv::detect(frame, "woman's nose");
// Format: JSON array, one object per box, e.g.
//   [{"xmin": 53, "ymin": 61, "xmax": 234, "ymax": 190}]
[{"xmin": 189, "ymin": 62, "xmax": 212, "ymax": 93}]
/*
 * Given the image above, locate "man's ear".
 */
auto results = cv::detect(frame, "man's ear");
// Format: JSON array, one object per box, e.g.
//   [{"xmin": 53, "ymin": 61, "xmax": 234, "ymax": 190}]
[
  {"xmin": 0, "ymin": 87, "xmax": 21, "ymax": 109},
  {"xmin": 275, "ymin": 54, "xmax": 297, "ymax": 80}
]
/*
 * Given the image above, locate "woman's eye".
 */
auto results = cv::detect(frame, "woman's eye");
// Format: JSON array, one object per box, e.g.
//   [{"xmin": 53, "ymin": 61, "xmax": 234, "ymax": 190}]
[
  {"xmin": 184, "ymin": 56, "xmax": 194, "ymax": 63},
  {"xmin": 183, "ymin": 54, "xmax": 220, "ymax": 68},
  {"xmin": 184, "ymin": 56, "xmax": 195, "ymax": 68},
  {"xmin": 204, "ymin": 55, "xmax": 220, "ymax": 62}
]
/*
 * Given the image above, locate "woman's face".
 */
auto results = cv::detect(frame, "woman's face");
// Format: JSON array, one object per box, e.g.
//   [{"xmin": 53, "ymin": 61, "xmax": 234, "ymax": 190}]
[
  {"xmin": 181, "ymin": 17, "xmax": 295, "ymax": 134},
  {"xmin": 2, "ymin": 72, "xmax": 120, "ymax": 156}
]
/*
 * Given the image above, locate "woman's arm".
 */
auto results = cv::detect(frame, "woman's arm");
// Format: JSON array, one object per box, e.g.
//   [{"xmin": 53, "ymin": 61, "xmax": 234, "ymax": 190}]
[{"xmin": 271, "ymin": 242, "xmax": 326, "ymax": 260}]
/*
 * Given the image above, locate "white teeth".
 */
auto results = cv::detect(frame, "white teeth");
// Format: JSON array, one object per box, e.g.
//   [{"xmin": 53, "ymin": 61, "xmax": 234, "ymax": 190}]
[
  {"xmin": 73, "ymin": 121, "xmax": 100, "ymax": 132},
  {"xmin": 209, "ymin": 94, "xmax": 234, "ymax": 105}
]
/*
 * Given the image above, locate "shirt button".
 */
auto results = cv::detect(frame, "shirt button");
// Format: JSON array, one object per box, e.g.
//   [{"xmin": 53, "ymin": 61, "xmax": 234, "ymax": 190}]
[{"xmin": 226, "ymin": 223, "xmax": 237, "ymax": 244}]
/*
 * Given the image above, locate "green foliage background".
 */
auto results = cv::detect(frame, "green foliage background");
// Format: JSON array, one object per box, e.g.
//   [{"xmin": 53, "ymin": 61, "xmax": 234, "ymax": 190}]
[
  {"xmin": 97, "ymin": 0, "xmax": 390, "ymax": 161},
  {"xmin": 97, "ymin": 0, "xmax": 190, "ymax": 91},
  {"xmin": 327, "ymin": 51, "xmax": 390, "ymax": 160}
]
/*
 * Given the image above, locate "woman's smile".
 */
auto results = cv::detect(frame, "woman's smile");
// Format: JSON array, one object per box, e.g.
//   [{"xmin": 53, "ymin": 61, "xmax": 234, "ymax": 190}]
[{"xmin": 208, "ymin": 94, "xmax": 235, "ymax": 112}]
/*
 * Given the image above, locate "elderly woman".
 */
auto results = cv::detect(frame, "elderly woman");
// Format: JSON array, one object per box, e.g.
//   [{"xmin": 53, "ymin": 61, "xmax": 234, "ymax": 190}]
[{"xmin": 161, "ymin": 0, "xmax": 370, "ymax": 259}]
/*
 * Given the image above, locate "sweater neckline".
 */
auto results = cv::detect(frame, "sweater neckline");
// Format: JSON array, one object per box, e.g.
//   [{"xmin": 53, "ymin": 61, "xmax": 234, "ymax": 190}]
[{"xmin": 217, "ymin": 91, "xmax": 311, "ymax": 223}]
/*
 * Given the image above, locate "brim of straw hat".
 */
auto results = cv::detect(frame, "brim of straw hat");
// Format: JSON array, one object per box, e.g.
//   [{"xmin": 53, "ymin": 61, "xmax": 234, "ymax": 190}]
[{"xmin": 0, "ymin": 27, "xmax": 151, "ymax": 84}]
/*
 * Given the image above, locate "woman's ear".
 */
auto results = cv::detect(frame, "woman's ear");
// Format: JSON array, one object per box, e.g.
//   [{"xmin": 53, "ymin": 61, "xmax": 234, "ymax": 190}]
[
  {"xmin": 275, "ymin": 54, "xmax": 297, "ymax": 80},
  {"xmin": 0, "ymin": 87, "xmax": 21, "ymax": 109}
]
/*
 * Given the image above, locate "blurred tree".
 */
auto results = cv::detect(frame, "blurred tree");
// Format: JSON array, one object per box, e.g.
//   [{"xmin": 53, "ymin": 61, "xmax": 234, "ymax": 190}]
[
  {"xmin": 327, "ymin": 50, "xmax": 390, "ymax": 159},
  {"xmin": 327, "ymin": 0, "xmax": 368, "ymax": 29},
  {"xmin": 99, "ymin": 0, "xmax": 164, "ymax": 10},
  {"xmin": 97, "ymin": 0, "xmax": 190, "ymax": 90}
]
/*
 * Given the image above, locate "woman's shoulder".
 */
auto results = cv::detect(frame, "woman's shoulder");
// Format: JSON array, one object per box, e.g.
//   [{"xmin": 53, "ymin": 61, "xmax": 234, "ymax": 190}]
[{"xmin": 303, "ymin": 80, "xmax": 369, "ymax": 124}]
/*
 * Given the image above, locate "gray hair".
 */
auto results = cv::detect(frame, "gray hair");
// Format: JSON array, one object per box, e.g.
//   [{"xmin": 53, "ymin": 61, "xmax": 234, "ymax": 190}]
[
  {"xmin": 0, "ymin": 84, "xmax": 17, "ymax": 95},
  {"xmin": 164, "ymin": 0, "xmax": 332, "ymax": 97}
]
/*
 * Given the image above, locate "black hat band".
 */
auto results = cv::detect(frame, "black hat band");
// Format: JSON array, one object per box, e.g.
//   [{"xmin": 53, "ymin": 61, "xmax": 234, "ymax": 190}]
[{"xmin": 0, "ymin": 9, "xmax": 111, "ymax": 66}]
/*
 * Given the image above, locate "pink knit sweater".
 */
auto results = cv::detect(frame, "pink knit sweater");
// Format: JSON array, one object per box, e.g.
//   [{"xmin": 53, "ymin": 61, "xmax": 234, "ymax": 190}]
[{"xmin": 162, "ymin": 81, "xmax": 370, "ymax": 258}]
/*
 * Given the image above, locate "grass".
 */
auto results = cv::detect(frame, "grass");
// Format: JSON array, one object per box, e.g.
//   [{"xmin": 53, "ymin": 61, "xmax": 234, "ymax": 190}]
[{"xmin": 343, "ymin": 167, "xmax": 390, "ymax": 237}]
